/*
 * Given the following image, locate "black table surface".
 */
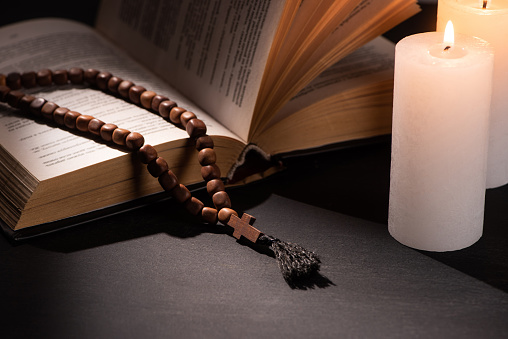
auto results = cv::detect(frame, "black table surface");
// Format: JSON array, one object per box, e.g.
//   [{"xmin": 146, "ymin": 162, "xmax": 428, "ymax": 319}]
[{"xmin": 1, "ymin": 3, "xmax": 507, "ymax": 338}]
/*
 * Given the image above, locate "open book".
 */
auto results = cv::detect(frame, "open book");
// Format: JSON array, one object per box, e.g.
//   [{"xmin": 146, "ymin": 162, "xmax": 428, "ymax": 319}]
[{"xmin": 0, "ymin": 0, "xmax": 419, "ymax": 237}]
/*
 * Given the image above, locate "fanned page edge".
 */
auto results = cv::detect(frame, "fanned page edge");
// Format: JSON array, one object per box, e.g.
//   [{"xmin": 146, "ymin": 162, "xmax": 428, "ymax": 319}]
[{"xmin": 250, "ymin": 0, "xmax": 420, "ymax": 140}]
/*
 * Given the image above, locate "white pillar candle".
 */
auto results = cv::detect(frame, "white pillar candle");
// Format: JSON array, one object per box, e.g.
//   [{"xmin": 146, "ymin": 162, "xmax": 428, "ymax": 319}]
[
  {"xmin": 437, "ymin": 0, "xmax": 508, "ymax": 188},
  {"xmin": 388, "ymin": 23, "xmax": 494, "ymax": 252}
]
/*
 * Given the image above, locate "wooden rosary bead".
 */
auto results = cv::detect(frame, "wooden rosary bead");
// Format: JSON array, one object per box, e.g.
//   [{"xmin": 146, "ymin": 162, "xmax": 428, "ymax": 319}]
[
  {"xmin": 88, "ymin": 118, "xmax": 105, "ymax": 135},
  {"xmin": 0, "ymin": 86, "xmax": 9, "ymax": 102},
  {"xmin": 107, "ymin": 76, "xmax": 123, "ymax": 93},
  {"xmin": 37, "ymin": 69, "xmax": 52, "ymax": 86},
  {"xmin": 118, "ymin": 80, "xmax": 134, "ymax": 98},
  {"xmin": 201, "ymin": 164, "xmax": 221, "ymax": 181},
  {"xmin": 125, "ymin": 132, "xmax": 145, "ymax": 150},
  {"xmin": 83, "ymin": 68, "xmax": 100, "ymax": 85},
  {"xmin": 64, "ymin": 111, "xmax": 81, "ymax": 129},
  {"xmin": 21, "ymin": 71, "xmax": 37, "ymax": 88},
  {"xmin": 198, "ymin": 148, "xmax": 216, "ymax": 166},
  {"xmin": 96, "ymin": 71, "xmax": 112, "ymax": 90},
  {"xmin": 185, "ymin": 118, "xmax": 206, "ymax": 141},
  {"xmin": 212, "ymin": 191, "xmax": 231, "ymax": 210},
  {"xmin": 207, "ymin": 179, "xmax": 225, "ymax": 196},
  {"xmin": 128, "ymin": 85, "xmax": 146, "ymax": 104},
  {"xmin": 151, "ymin": 95, "xmax": 169, "ymax": 112},
  {"xmin": 185, "ymin": 197, "xmax": 204, "ymax": 216},
  {"xmin": 140, "ymin": 90, "xmax": 156, "ymax": 109},
  {"xmin": 112, "ymin": 127, "xmax": 130, "ymax": 145},
  {"xmin": 29, "ymin": 97, "xmax": 46, "ymax": 116},
  {"xmin": 180, "ymin": 111, "xmax": 197, "ymax": 128},
  {"xmin": 172, "ymin": 184, "xmax": 192, "ymax": 203},
  {"xmin": 68, "ymin": 67, "xmax": 84, "ymax": 84},
  {"xmin": 52, "ymin": 70, "xmax": 68, "ymax": 85},
  {"xmin": 53, "ymin": 107, "xmax": 70, "ymax": 125},
  {"xmin": 76, "ymin": 115, "xmax": 94, "ymax": 132},
  {"xmin": 201, "ymin": 207, "xmax": 218, "ymax": 224},
  {"xmin": 6, "ymin": 72, "xmax": 21, "ymax": 89},
  {"xmin": 100, "ymin": 123, "xmax": 117, "ymax": 141},
  {"xmin": 0, "ymin": 74, "xmax": 5, "ymax": 86},
  {"xmin": 195, "ymin": 135, "xmax": 214, "ymax": 150},
  {"xmin": 158, "ymin": 100, "xmax": 177, "ymax": 119},
  {"xmin": 147, "ymin": 157, "xmax": 169, "ymax": 177},
  {"xmin": 138, "ymin": 144, "xmax": 158, "ymax": 164},
  {"xmin": 6, "ymin": 90, "xmax": 25, "ymax": 108},
  {"xmin": 218, "ymin": 208, "xmax": 238, "ymax": 224},
  {"xmin": 41, "ymin": 102, "xmax": 59, "ymax": 120},
  {"xmin": 18, "ymin": 95, "xmax": 36, "ymax": 112},
  {"xmin": 169, "ymin": 106, "xmax": 186, "ymax": 124},
  {"xmin": 158, "ymin": 170, "xmax": 178, "ymax": 191}
]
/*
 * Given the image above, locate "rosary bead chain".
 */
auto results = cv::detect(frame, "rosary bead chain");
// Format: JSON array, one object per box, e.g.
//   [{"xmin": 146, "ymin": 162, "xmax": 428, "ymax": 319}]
[
  {"xmin": 1, "ymin": 67, "xmax": 325, "ymax": 290},
  {"xmin": 0, "ymin": 68, "xmax": 244, "ymax": 228}
]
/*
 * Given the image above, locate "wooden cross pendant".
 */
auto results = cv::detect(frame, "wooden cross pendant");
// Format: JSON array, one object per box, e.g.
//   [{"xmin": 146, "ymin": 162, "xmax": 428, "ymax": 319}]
[{"xmin": 227, "ymin": 213, "xmax": 261, "ymax": 243}]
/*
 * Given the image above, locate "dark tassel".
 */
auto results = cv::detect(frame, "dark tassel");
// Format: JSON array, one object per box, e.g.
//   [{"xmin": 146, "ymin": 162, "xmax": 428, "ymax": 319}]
[
  {"xmin": 257, "ymin": 234, "xmax": 321, "ymax": 284},
  {"xmin": 226, "ymin": 213, "xmax": 321, "ymax": 285}
]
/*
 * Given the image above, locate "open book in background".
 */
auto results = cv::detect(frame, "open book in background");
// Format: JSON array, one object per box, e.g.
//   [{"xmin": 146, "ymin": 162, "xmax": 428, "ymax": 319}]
[
  {"xmin": 0, "ymin": 0, "xmax": 420, "ymax": 237},
  {"xmin": 98, "ymin": 0, "xmax": 420, "ymax": 149}
]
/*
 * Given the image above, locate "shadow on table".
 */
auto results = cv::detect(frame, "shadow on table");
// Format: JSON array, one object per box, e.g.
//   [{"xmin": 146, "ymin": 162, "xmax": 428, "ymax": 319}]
[
  {"xmin": 19, "ymin": 181, "xmax": 335, "ymax": 289},
  {"xmin": 244, "ymin": 141, "xmax": 508, "ymax": 294},
  {"xmin": 12, "ymin": 139, "xmax": 508, "ymax": 293}
]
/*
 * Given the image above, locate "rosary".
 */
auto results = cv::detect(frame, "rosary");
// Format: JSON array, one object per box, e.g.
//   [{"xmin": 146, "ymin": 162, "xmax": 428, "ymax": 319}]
[{"xmin": 0, "ymin": 68, "xmax": 321, "ymax": 285}]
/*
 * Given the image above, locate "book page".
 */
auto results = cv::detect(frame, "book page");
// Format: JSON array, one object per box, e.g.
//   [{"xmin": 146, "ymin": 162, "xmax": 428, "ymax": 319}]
[
  {"xmin": 0, "ymin": 19, "xmax": 240, "ymax": 181},
  {"xmin": 96, "ymin": 0, "xmax": 288, "ymax": 141},
  {"xmin": 270, "ymin": 37, "xmax": 395, "ymax": 127}
]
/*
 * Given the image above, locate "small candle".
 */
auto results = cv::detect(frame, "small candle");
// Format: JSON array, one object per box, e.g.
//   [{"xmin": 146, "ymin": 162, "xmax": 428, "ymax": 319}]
[
  {"xmin": 437, "ymin": 0, "xmax": 508, "ymax": 188},
  {"xmin": 388, "ymin": 22, "xmax": 494, "ymax": 252}
]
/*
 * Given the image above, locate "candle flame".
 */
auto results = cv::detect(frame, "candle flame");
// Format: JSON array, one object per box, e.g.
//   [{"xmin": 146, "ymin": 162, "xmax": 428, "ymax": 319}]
[{"xmin": 443, "ymin": 20, "xmax": 454, "ymax": 47}]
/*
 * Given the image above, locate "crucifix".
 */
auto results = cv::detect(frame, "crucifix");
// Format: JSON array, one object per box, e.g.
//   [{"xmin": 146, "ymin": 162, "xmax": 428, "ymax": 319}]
[{"xmin": 227, "ymin": 213, "xmax": 261, "ymax": 243}]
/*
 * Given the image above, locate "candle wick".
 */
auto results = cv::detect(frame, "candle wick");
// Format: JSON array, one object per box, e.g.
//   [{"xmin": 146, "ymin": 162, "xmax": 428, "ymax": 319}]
[
  {"xmin": 444, "ymin": 45, "xmax": 451, "ymax": 51},
  {"xmin": 483, "ymin": 0, "xmax": 487, "ymax": 9}
]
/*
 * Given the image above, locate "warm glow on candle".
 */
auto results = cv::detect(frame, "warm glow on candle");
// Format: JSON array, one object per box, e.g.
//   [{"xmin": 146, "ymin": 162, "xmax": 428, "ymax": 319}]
[
  {"xmin": 389, "ymin": 30, "xmax": 494, "ymax": 251},
  {"xmin": 438, "ymin": 0, "xmax": 508, "ymax": 189},
  {"xmin": 443, "ymin": 20, "xmax": 454, "ymax": 47}
]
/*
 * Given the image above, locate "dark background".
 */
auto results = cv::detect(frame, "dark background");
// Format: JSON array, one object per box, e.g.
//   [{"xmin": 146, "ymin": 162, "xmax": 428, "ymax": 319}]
[
  {"xmin": 1, "ymin": 2, "xmax": 507, "ymax": 338},
  {"xmin": 0, "ymin": 1, "xmax": 101, "ymax": 28}
]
